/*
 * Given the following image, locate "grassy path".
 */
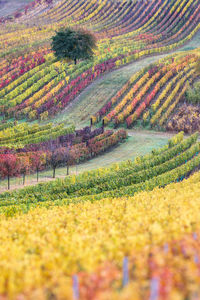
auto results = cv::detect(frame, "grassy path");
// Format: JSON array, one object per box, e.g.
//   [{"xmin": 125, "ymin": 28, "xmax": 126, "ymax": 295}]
[
  {"xmin": 49, "ymin": 31, "xmax": 200, "ymax": 128},
  {"xmin": 0, "ymin": 128, "xmax": 199, "ymax": 192},
  {"xmin": 0, "ymin": 132, "xmax": 169, "ymax": 193},
  {"xmin": 0, "ymin": 33, "xmax": 199, "ymax": 192},
  {"xmin": 50, "ymin": 54, "xmax": 173, "ymax": 128}
]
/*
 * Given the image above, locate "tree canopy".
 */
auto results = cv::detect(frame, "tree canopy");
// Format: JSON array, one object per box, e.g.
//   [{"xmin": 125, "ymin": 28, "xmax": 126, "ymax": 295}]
[{"xmin": 51, "ymin": 27, "xmax": 96, "ymax": 65}]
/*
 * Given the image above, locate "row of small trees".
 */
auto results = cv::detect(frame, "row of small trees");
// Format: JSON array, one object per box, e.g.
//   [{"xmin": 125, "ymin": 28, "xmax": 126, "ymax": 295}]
[
  {"xmin": 0, "ymin": 128, "xmax": 127, "ymax": 190},
  {"xmin": 0, "ymin": 147, "xmax": 72, "ymax": 190}
]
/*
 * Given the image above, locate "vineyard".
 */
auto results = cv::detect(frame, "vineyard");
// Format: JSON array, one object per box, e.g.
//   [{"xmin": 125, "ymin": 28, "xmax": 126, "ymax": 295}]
[
  {"xmin": 91, "ymin": 50, "xmax": 200, "ymax": 129},
  {"xmin": 0, "ymin": 133, "xmax": 200, "ymax": 299},
  {"xmin": 0, "ymin": 0, "xmax": 200, "ymax": 299},
  {"xmin": 0, "ymin": 0, "xmax": 200, "ymax": 122},
  {"xmin": 0, "ymin": 121, "xmax": 127, "ymax": 189}
]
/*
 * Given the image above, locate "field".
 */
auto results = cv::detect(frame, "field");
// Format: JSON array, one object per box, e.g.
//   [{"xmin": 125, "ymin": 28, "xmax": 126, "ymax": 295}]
[
  {"xmin": 0, "ymin": 132, "xmax": 169, "ymax": 192},
  {"xmin": 0, "ymin": 0, "xmax": 200, "ymax": 299}
]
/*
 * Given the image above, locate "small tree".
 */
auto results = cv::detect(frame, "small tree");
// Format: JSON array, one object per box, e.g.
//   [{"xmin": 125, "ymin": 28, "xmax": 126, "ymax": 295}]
[
  {"xmin": 51, "ymin": 27, "xmax": 96, "ymax": 65},
  {"xmin": 61, "ymin": 146, "xmax": 71, "ymax": 175},
  {"xmin": 0, "ymin": 154, "xmax": 20, "ymax": 190},
  {"xmin": 30, "ymin": 151, "xmax": 46, "ymax": 182},
  {"xmin": 49, "ymin": 147, "xmax": 67, "ymax": 178},
  {"xmin": 18, "ymin": 155, "xmax": 30, "ymax": 186}
]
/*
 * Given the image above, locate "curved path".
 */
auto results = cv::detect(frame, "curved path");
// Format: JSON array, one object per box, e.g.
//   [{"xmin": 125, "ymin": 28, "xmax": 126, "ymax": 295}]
[
  {"xmin": 1, "ymin": 33, "xmax": 200, "ymax": 193},
  {"xmin": 1, "ymin": 127, "xmax": 199, "ymax": 193},
  {"xmin": 0, "ymin": 131, "xmax": 169, "ymax": 193},
  {"xmin": 50, "ymin": 31, "xmax": 200, "ymax": 128}
]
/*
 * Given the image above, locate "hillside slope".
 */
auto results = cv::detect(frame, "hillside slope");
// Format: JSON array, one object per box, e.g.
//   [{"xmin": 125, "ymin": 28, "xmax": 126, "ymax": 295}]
[
  {"xmin": 0, "ymin": 0, "xmax": 199, "ymax": 122},
  {"xmin": 0, "ymin": 0, "xmax": 31, "ymax": 17}
]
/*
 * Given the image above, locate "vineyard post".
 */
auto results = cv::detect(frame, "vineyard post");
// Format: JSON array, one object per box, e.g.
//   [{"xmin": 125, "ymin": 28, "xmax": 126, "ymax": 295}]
[
  {"xmin": 72, "ymin": 274, "xmax": 79, "ymax": 299},
  {"xmin": 122, "ymin": 257, "xmax": 129, "ymax": 287}
]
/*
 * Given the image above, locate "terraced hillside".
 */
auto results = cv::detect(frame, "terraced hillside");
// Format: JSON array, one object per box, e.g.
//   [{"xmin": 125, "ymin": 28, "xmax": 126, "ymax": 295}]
[
  {"xmin": 92, "ymin": 49, "xmax": 200, "ymax": 130},
  {"xmin": 0, "ymin": 131, "xmax": 198, "ymax": 204},
  {"xmin": 0, "ymin": 132, "xmax": 199, "ymax": 299},
  {"xmin": 0, "ymin": 121, "xmax": 128, "ymax": 190},
  {"xmin": 0, "ymin": 1, "xmax": 200, "ymax": 299},
  {"xmin": 0, "ymin": 0, "xmax": 200, "ymax": 122}
]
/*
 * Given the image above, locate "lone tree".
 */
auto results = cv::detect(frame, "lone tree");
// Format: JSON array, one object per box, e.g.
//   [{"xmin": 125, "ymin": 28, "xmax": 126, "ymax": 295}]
[{"xmin": 51, "ymin": 27, "xmax": 96, "ymax": 65}]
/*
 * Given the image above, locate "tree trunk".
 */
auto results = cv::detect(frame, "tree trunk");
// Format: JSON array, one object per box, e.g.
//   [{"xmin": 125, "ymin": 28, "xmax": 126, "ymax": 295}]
[
  {"xmin": 74, "ymin": 58, "xmax": 77, "ymax": 65},
  {"xmin": 23, "ymin": 173, "xmax": 26, "ymax": 185},
  {"xmin": 53, "ymin": 167, "xmax": 56, "ymax": 178},
  {"xmin": 37, "ymin": 169, "xmax": 39, "ymax": 182},
  {"xmin": 8, "ymin": 175, "xmax": 10, "ymax": 190},
  {"xmin": 66, "ymin": 165, "xmax": 69, "ymax": 176}
]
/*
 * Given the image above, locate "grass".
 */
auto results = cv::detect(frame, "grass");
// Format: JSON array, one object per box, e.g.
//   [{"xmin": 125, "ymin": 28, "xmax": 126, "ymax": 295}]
[
  {"xmin": 1, "ymin": 33, "xmax": 199, "ymax": 192},
  {"xmin": 45, "ymin": 31, "xmax": 200, "ymax": 129},
  {"xmin": 47, "ymin": 54, "xmax": 174, "ymax": 128},
  {"xmin": 0, "ymin": 134, "xmax": 169, "ymax": 192},
  {"xmin": 178, "ymin": 31, "xmax": 200, "ymax": 51}
]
